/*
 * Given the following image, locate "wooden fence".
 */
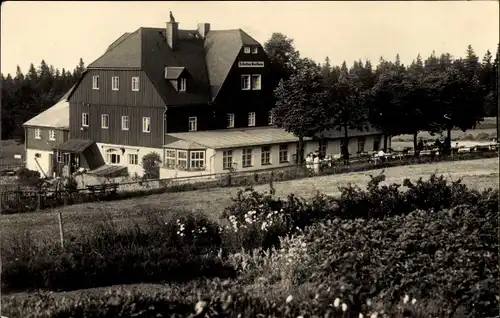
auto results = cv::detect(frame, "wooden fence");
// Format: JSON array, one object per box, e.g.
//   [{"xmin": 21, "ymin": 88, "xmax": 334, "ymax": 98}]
[{"xmin": 1, "ymin": 149, "xmax": 498, "ymax": 215}]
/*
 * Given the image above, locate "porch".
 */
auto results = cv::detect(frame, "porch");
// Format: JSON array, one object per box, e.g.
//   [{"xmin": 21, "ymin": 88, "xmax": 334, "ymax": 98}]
[{"xmin": 52, "ymin": 139, "xmax": 104, "ymax": 177}]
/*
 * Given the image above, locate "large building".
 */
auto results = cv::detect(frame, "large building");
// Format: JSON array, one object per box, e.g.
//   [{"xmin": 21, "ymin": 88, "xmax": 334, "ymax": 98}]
[{"xmin": 23, "ymin": 14, "xmax": 385, "ymax": 180}]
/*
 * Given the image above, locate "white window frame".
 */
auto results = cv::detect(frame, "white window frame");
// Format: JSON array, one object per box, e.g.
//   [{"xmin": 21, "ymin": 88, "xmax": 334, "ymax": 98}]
[
  {"xmin": 48, "ymin": 129, "xmax": 56, "ymax": 141},
  {"xmin": 241, "ymin": 75, "xmax": 251, "ymax": 90},
  {"xmin": 279, "ymin": 145, "xmax": 288, "ymax": 163},
  {"xmin": 179, "ymin": 78, "xmax": 187, "ymax": 92},
  {"xmin": 177, "ymin": 150, "xmax": 188, "ymax": 169},
  {"xmin": 244, "ymin": 46, "xmax": 251, "ymax": 54},
  {"xmin": 131, "ymin": 77, "xmax": 140, "ymax": 91},
  {"xmin": 34, "ymin": 128, "xmax": 41, "ymax": 139},
  {"xmin": 242, "ymin": 148, "xmax": 252, "ymax": 168},
  {"xmin": 268, "ymin": 111, "xmax": 274, "ymax": 125},
  {"xmin": 82, "ymin": 113, "xmax": 89, "ymax": 127},
  {"xmin": 121, "ymin": 116, "xmax": 129, "ymax": 131},
  {"xmin": 142, "ymin": 117, "xmax": 151, "ymax": 133},
  {"xmin": 248, "ymin": 112, "xmax": 256, "ymax": 127},
  {"xmin": 165, "ymin": 149, "xmax": 176, "ymax": 168},
  {"xmin": 190, "ymin": 151, "xmax": 205, "ymax": 169},
  {"xmin": 106, "ymin": 149, "xmax": 121, "ymax": 164},
  {"xmin": 227, "ymin": 113, "xmax": 235, "ymax": 128},
  {"xmin": 189, "ymin": 116, "xmax": 197, "ymax": 132},
  {"xmin": 223, "ymin": 150, "xmax": 233, "ymax": 170},
  {"xmin": 251, "ymin": 74, "xmax": 261, "ymax": 90},
  {"xmin": 92, "ymin": 75, "xmax": 99, "ymax": 90},
  {"xmin": 128, "ymin": 153, "xmax": 139, "ymax": 165},
  {"xmin": 251, "ymin": 47, "xmax": 258, "ymax": 54},
  {"xmin": 261, "ymin": 146, "xmax": 271, "ymax": 165},
  {"xmin": 112, "ymin": 76, "xmax": 119, "ymax": 91},
  {"xmin": 101, "ymin": 114, "xmax": 109, "ymax": 129}
]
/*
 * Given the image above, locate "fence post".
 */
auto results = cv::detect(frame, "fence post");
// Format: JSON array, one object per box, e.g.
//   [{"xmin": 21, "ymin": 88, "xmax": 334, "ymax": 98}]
[{"xmin": 57, "ymin": 212, "xmax": 65, "ymax": 249}]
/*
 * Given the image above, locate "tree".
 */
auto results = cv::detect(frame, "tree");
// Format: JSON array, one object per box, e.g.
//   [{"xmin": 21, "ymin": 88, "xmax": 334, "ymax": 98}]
[
  {"xmin": 142, "ymin": 152, "xmax": 162, "ymax": 179},
  {"xmin": 272, "ymin": 58, "xmax": 328, "ymax": 164},
  {"xmin": 323, "ymin": 70, "xmax": 369, "ymax": 164},
  {"xmin": 320, "ymin": 56, "xmax": 332, "ymax": 79},
  {"xmin": 264, "ymin": 33, "xmax": 301, "ymax": 87},
  {"xmin": 73, "ymin": 58, "xmax": 86, "ymax": 79}
]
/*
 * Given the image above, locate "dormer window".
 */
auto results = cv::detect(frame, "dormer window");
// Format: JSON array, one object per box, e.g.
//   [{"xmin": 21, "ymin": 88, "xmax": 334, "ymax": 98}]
[
  {"xmin": 179, "ymin": 77, "xmax": 187, "ymax": 92},
  {"xmin": 244, "ymin": 46, "xmax": 251, "ymax": 54},
  {"xmin": 251, "ymin": 47, "xmax": 258, "ymax": 54}
]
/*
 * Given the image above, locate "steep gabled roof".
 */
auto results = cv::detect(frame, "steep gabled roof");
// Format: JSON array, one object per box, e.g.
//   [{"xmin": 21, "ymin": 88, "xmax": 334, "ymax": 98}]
[
  {"xmin": 204, "ymin": 29, "xmax": 260, "ymax": 100},
  {"xmin": 88, "ymin": 30, "xmax": 142, "ymax": 69},
  {"xmin": 23, "ymin": 84, "xmax": 77, "ymax": 129},
  {"xmin": 85, "ymin": 25, "xmax": 261, "ymax": 105}
]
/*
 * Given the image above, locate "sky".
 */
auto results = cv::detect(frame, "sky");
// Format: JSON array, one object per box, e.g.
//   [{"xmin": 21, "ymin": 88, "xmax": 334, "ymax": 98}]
[{"xmin": 1, "ymin": 1, "xmax": 499, "ymax": 76}]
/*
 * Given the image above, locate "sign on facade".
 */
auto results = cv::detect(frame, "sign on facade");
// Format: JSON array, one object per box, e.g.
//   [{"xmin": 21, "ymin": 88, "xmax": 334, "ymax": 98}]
[{"xmin": 238, "ymin": 61, "xmax": 264, "ymax": 68}]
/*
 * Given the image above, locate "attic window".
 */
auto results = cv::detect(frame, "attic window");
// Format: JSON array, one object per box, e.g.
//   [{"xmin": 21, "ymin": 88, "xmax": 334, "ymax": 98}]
[
  {"xmin": 179, "ymin": 78, "xmax": 187, "ymax": 92},
  {"xmin": 244, "ymin": 47, "xmax": 251, "ymax": 54},
  {"xmin": 251, "ymin": 47, "xmax": 258, "ymax": 54}
]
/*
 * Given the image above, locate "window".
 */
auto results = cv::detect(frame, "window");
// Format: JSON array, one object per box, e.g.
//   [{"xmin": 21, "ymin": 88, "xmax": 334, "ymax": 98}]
[
  {"xmin": 142, "ymin": 117, "xmax": 151, "ymax": 133},
  {"xmin": 251, "ymin": 47, "xmax": 258, "ymax": 54},
  {"xmin": 227, "ymin": 113, "xmax": 235, "ymax": 128},
  {"xmin": 49, "ymin": 130, "xmax": 56, "ymax": 141},
  {"xmin": 319, "ymin": 139, "xmax": 328, "ymax": 157},
  {"xmin": 248, "ymin": 112, "xmax": 256, "ymax": 127},
  {"xmin": 223, "ymin": 150, "xmax": 233, "ymax": 170},
  {"xmin": 177, "ymin": 150, "xmax": 188, "ymax": 168},
  {"xmin": 101, "ymin": 114, "xmax": 109, "ymax": 129},
  {"xmin": 165, "ymin": 150, "xmax": 176, "ymax": 168},
  {"xmin": 268, "ymin": 111, "xmax": 274, "ymax": 125},
  {"xmin": 357, "ymin": 137, "xmax": 366, "ymax": 153},
  {"xmin": 242, "ymin": 148, "xmax": 252, "ymax": 167},
  {"xmin": 131, "ymin": 77, "xmax": 140, "ymax": 91},
  {"xmin": 241, "ymin": 75, "xmax": 250, "ymax": 90},
  {"xmin": 190, "ymin": 151, "xmax": 205, "ymax": 169},
  {"xmin": 179, "ymin": 78, "xmax": 187, "ymax": 92},
  {"xmin": 92, "ymin": 76, "xmax": 99, "ymax": 90},
  {"xmin": 82, "ymin": 113, "xmax": 89, "ymax": 127},
  {"xmin": 34, "ymin": 128, "xmax": 41, "ymax": 139},
  {"xmin": 251, "ymin": 74, "xmax": 261, "ymax": 90},
  {"xmin": 112, "ymin": 76, "xmax": 119, "ymax": 91},
  {"xmin": 261, "ymin": 146, "xmax": 271, "ymax": 165},
  {"xmin": 106, "ymin": 149, "xmax": 121, "ymax": 164},
  {"xmin": 128, "ymin": 154, "xmax": 139, "ymax": 165},
  {"xmin": 189, "ymin": 117, "xmax": 197, "ymax": 131},
  {"xmin": 63, "ymin": 153, "xmax": 70, "ymax": 164},
  {"xmin": 244, "ymin": 46, "xmax": 251, "ymax": 54},
  {"xmin": 121, "ymin": 116, "xmax": 129, "ymax": 130},
  {"xmin": 279, "ymin": 145, "xmax": 288, "ymax": 163}
]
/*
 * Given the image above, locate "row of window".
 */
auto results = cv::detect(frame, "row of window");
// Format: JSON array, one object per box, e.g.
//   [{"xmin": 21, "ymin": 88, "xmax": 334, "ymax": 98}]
[
  {"xmin": 92, "ymin": 75, "xmax": 140, "ymax": 91},
  {"xmin": 92, "ymin": 75, "xmax": 187, "ymax": 92},
  {"xmin": 241, "ymin": 74, "xmax": 261, "ymax": 90},
  {"xmin": 105, "ymin": 151, "xmax": 139, "ymax": 165},
  {"xmin": 165, "ymin": 150, "xmax": 205, "ymax": 169},
  {"xmin": 34, "ymin": 128, "xmax": 56, "ymax": 141},
  {"xmin": 243, "ymin": 46, "xmax": 259, "ymax": 54},
  {"xmin": 223, "ymin": 145, "xmax": 289, "ymax": 169},
  {"xmin": 82, "ymin": 113, "xmax": 151, "ymax": 132}
]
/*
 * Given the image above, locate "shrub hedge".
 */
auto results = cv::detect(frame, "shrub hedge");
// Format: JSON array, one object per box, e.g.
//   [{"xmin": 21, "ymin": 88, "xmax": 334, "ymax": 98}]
[{"xmin": 1, "ymin": 173, "xmax": 498, "ymax": 317}]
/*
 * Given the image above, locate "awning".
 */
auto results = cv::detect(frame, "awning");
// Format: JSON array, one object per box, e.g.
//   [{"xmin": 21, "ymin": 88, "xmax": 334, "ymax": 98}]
[{"xmin": 54, "ymin": 139, "xmax": 95, "ymax": 153}]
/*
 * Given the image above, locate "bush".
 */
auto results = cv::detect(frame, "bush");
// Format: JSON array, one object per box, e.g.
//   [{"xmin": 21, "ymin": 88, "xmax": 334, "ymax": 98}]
[
  {"xmin": 142, "ymin": 152, "xmax": 161, "ymax": 179},
  {"xmin": 16, "ymin": 167, "xmax": 41, "ymax": 187},
  {"xmin": 1, "ymin": 210, "xmax": 234, "ymax": 293}
]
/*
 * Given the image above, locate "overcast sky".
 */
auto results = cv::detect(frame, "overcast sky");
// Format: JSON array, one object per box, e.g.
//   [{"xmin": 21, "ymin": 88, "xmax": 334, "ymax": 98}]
[{"xmin": 1, "ymin": 1, "xmax": 498, "ymax": 76}]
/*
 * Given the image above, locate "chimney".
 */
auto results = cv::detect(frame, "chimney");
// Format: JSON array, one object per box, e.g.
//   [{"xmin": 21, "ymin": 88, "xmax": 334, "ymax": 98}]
[
  {"xmin": 166, "ymin": 21, "xmax": 179, "ymax": 50},
  {"xmin": 197, "ymin": 23, "xmax": 210, "ymax": 39}
]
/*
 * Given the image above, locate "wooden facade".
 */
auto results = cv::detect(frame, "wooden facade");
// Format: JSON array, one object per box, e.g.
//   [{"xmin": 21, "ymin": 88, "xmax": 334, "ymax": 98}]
[
  {"xmin": 69, "ymin": 69, "xmax": 165, "ymax": 107},
  {"xmin": 69, "ymin": 104, "xmax": 165, "ymax": 148},
  {"xmin": 24, "ymin": 127, "xmax": 69, "ymax": 151}
]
